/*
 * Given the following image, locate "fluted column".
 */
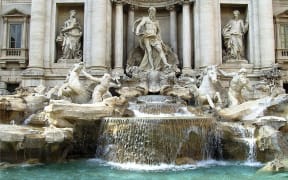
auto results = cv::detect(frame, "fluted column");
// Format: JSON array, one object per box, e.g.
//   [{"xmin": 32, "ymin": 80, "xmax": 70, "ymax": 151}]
[
  {"xmin": 28, "ymin": 0, "xmax": 46, "ymax": 69},
  {"xmin": 258, "ymin": 0, "xmax": 275, "ymax": 68},
  {"xmin": 113, "ymin": 1, "xmax": 124, "ymax": 74},
  {"xmin": 199, "ymin": 0, "xmax": 216, "ymax": 67},
  {"xmin": 168, "ymin": 5, "xmax": 178, "ymax": 54},
  {"xmin": 127, "ymin": 5, "xmax": 135, "ymax": 57},
  {"xmin": 182, "ymin": 1, "xmax": 192, "ymax": 73}
]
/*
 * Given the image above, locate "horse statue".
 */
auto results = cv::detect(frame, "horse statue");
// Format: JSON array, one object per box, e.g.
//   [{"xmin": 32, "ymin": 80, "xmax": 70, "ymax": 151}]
[
  {"xmin": 193, "ymin": 65, "xmax": 223, "ymax": 109},
  {"xmin": 58, "ymin": 62, "xmax": 90, "ymax": 103}
]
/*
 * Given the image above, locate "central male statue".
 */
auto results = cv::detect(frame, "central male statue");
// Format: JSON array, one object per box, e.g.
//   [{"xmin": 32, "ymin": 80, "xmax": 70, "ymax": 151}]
[{"xmin": 134, "ymin": 7, "xmax": 171, "ymax": 70}]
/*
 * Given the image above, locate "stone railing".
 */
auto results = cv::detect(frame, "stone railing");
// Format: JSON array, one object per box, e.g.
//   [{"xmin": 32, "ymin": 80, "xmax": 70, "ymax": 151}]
[
  {"xmin": 276, "ymin": 48, "xmax": 288, "ymax": 63},
  {"xmin": 2, "ymin": 48, "xmax": 28, "ymax": 57},
  {"xmin": 0, "ymin": 48, "xmax": 28, "ymax": 68}
]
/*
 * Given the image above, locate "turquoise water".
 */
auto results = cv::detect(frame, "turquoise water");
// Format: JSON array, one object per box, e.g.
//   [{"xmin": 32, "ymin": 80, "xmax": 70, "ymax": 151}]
[{"xmin": 0, "ymin": 159, "xmax": 287, "ymax": 180}]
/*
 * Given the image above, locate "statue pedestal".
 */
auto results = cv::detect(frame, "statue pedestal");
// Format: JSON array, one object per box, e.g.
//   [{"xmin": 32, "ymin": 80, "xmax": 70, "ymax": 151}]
[
  {"xmin": 225, "ymin": 59, "xmax": 248, "ymax": 64},
  {"xmin": 57, "ymin": 58, "xmax": 82, "ymax": 64},
  {"xmin": 220, "ymin": 60, "xmax": 253, "ymax": 73}
]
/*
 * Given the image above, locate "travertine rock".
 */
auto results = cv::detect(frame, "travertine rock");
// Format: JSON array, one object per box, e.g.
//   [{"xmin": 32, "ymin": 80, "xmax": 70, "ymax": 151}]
[
  {"xmin": 258, "ymin": 158, "xmax": 288, "ymax": 172},
  {"xmin": 0, "ymin": 125, "xmax": 73, "ymax": 163},
  {"xmin": 44, "ymin": 100, "xmax": 115, "ymax": 128}
]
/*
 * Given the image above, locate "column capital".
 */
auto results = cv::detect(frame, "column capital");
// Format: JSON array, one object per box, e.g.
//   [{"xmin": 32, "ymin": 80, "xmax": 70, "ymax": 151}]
[
  {"xmin": 111, "ymin": 0, "xmax": 125, "ymax": 5},
  {"xmin": 129, "ymin": 5, "xmax": 137, "ymax": 11},
  {"xmin": 180, "ymin": 0, "xmax": 193, "ymax": 5},
  {"xmin": 166, "ymin": 5, "xmax": 176, "ymax": 11}
]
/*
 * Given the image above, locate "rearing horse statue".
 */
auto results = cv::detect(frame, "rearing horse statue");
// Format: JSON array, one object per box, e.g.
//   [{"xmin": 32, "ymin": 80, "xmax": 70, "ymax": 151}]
[{"xmin": 194, "ymin": 65, "xmax": 223, "ymax": 109}]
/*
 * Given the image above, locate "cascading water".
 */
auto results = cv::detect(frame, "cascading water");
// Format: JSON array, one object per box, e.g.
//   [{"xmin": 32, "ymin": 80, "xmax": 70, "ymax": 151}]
[
  {"xmin": 246, "ymin": 126, "xmax": 256, "ymax": 163},
  {"xmin": 96, "ymin": 117, "xmax": 217, "ymax": 164},
  {"xmin": 96, "ymin": 95, "xmax": 223, "ymax": 165},
  {"xmin": 128, "ymin": 95, "xmax": 194, "ymax": 117},
  {"xmin": 228, "ymin": 123, "xmax": 256, "ymax": 162}
]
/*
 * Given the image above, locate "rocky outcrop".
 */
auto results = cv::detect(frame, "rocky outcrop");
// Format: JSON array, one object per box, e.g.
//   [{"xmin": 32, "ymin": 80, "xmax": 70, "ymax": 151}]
[
  {"xmin": 253, "ymin": 115, "xmax": 288, "ymax": 162},
  {"xmin": 0, "ymin": 94, "xmax": 48, "ymax": 124},
  {"xmin": 0, "ymin": 125, "xmax": 73, "ymax": 163},
  {"xmin": 218, "ymin": 122, "xmax": 255, "ymax": 161},
  {"xmin": 44, "ymin": 100, "xmax": 117, "ymax": 128},
  {"xmin": 218, "ymin": 94, "xmax": 288, "ymax": 121},
  {"xmin": 258, "ymin": 158, "xmax": 288, "ymax": 173}
]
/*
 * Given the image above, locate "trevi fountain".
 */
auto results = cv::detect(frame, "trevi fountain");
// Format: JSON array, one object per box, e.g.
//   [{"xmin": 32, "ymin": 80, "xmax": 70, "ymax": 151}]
[{"xmin": 0, "ymin": 0, "xmax": 287, "ymax": 179}]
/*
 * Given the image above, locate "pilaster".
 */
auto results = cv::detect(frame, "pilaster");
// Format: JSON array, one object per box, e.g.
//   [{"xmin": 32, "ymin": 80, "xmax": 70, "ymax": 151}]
[
  {"xmin": 22, "ymin": 0, "xmax": 46, "ymax": 87},
  {"xmin": 198, "ymin": 0, "xmax": 217, "ymax": 67},
  {"xmin": 258, "ymin": 0, "xmax": 275, "ymax": 68},
  {"xmin": 88, "ymin": 0, "xmax": 110, "ymax": 72},
  {"xmin": 27, "ymin": 0, "xmax": 46, "ymax": 69}
]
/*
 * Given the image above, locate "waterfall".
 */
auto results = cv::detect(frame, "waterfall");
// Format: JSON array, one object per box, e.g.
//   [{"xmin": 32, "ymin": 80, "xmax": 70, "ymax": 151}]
[
  {"xmin": 246, "ymin": 126, "xmax": 256, "ymax": 163},
  {"xmin": 96, "ymin": 117, "xmax": 219, "ymax": 165},
  {"xmin": 229, "ymin": 123, "xmax": 256, "ymax": 162},
  {"xmin": 128, "ymin": 95, "xmax": 194, "ymax": 117}
]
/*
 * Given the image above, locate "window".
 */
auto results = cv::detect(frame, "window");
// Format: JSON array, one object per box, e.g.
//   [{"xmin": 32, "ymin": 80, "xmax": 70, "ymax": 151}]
[
  {"xmin": 0, "ymin": 8, "xmax": 30, "ymax": 68},
  {"xmin": 279, "ymin": 24, "xmax": 288, "ymax": 48},
  {"xmin": 9, "ymin": 24, "xmax": 22, "ymax": 48}
]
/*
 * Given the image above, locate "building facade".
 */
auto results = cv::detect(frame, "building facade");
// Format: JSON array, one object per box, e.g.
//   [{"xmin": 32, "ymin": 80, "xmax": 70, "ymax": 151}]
[{"xmin": 0, "ymin": 0, "xmax": 287, "ymax": 93}]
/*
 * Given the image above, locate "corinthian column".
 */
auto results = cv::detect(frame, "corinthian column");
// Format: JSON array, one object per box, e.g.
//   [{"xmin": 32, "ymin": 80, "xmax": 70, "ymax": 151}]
[
  {"xmin": 113, "ymin": 1, "xmax": 124, "ymax": 74},
  {"xmin": 167, "ymin": 5, "xmax": 178, "ymax": 54},
  {"xmin": 182, "ymin": 1, "xmax": 192, "ymax": 74},
  {"xmin": 127, "ymin": 5, "xmax": 135, "ymax": 57},
  {"xmin": 258, "ymin": 0, "xmax": 275, "ymax": 68},
  {"xmin": 27, "ymin": 0, "xmax": 46, "ymax": 70},
  {"xmin": 199, "ymin": 0, "xmax": 216, "ymax": 67}
]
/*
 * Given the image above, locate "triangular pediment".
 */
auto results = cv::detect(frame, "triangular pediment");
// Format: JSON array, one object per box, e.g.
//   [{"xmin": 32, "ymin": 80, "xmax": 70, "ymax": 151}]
[
  {"xmin": 275, "ymin": 9, "xmax": 288, "ymax": 18},
  {"xmin": 2, "ymin": 8, "xmax": 28, "ymax": 17}
]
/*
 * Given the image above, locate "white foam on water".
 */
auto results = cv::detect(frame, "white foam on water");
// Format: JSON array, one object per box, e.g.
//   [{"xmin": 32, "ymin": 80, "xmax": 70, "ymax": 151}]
[
  {"xmin": 87, "ymin": 159, "xmax": 196, "ymax": 171},
  {"xmin": 87, "ymin": 159, "xmax": 263, "ymax": 171},
  {"xmin": 131, "ymin": 108, "xmax": 195, "ymax": 117}
]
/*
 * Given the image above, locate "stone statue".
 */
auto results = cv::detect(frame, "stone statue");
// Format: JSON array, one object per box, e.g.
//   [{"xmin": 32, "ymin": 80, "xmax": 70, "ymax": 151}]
[
  {"xmin": 133, "ymin": 7, "xmax": 172, "ymax": 71},
  {"xmin": 57, "ymin": 10, "xmax": 82, "ymax": 61},
  {"xmin": 222, "ymin": 10, "xmax": 248, "ymax": 62},
  {"xmin": 58, "ymin": 62, "xmax": 90, "ymax": 104},
  {"xmin": 218, "ymin": 68, "xmax": 252, "ymax": 107},
  {"xmin": 82, "ymin": 70, "xmax": 121, "ymax": 103},
  {"xmin": 195, "ymin": 65, "xmax": 223, "ymax": 109}
]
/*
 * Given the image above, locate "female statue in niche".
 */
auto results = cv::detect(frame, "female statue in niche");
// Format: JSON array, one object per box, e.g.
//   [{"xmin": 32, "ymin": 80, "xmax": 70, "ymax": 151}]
[
  {"xmin": 222, "ymin": 10, "xmax": 248, "ymax": 62},
  {"xmin": 57, "ymin": 10, "xmax": 83, "ymax": 61}
]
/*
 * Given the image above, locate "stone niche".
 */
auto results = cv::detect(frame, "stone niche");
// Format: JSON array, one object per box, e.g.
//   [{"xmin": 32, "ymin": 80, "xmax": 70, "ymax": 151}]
[
  {"xmin": 55, "ymin": 3, "xmax": 84, "ymax": 63},
  {"xmin": 221, "ymin": 4, "xmax": 249, "ymax": 64},
  {"xmin": 121, "ymin": 5, "xmax": 186, "ymax": 69}
]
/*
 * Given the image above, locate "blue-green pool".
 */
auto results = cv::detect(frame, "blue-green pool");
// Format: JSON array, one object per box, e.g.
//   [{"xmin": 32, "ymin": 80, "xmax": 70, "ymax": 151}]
[{"xmin": 0, "ymin": 159, "xmax": 287, "ymax": 180}]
